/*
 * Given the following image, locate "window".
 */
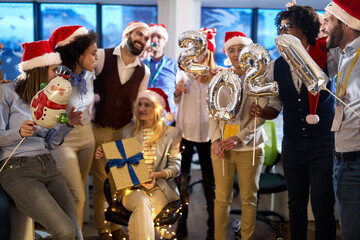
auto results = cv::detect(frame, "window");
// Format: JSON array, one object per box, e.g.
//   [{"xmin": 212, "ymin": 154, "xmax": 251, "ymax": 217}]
[
  {"xmin": 101, "ymin": 5, "xmax": 157, "ymax": 48},
  {"xmin": 257, "ymin": 9, "xmax": 283, "ymax": 61},
  {"xmin": 40, "ymin": 3, "xmax": 97, "ymax": 40},
  {"xmin": 0, "ymin": 3, "xmax": 34, "ymax": 81},
  {"xmin": 201, "ymin": 7, "xmax": 253, "ymax": 67}
]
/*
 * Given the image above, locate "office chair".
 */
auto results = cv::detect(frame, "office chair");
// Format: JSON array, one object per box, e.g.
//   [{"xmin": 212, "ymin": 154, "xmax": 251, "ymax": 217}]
[
  {"xmin": 230, "ymin": 120, "xmax": 287, "ymax": 240},
  {"xmin": 103, "ymin": 177, "xmax": 188, "ymax": 240}
]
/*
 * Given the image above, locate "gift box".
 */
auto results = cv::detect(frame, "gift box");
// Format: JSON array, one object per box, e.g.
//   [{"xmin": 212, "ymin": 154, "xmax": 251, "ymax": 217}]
[{"xmin": 102, "ymin": 137, "xmax": 151, "ymax": 197}]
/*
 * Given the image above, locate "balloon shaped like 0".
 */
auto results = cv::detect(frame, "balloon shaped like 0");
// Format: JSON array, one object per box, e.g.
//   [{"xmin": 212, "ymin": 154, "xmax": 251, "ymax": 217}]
[
  {"xmin": 239, "ymin": 43, "xmax": 279, "ymax": 97},
  {"xmin": 30, "ymin": 66, "xmax": 72, "ymax": 128},
  {"xmin": 275, "ymin": 34, "xmax": 328, "ymax": 96},
  {"xmin": 178, "ymin": 30, "xmax": 209, "ymax": 75},
  {"xmin": 207, "ymin": 70, "xmax": 242, "ymax": 121}
]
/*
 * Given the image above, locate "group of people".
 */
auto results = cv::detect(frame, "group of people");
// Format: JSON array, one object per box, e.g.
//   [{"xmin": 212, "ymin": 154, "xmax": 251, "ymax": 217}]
[{"xmin": 1, "ymin": 0, "xmax": 360, "ymax": 240}]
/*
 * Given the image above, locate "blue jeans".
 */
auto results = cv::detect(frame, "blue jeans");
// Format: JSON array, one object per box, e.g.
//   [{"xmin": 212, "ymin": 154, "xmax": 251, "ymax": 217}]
[
  {"xmin": 0, "ymin": 154, "xmax": 83, "ymax": 240},
  {"xmin": 333, "ymin": 155, "xmax": 360, "ymax": 240},
  {"xmin": 0, "ymin": 185, "xmax": 10, "ymax": 240}
]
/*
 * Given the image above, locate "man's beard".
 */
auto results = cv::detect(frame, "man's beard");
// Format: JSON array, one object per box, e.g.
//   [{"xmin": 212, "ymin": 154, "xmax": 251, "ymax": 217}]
[
  {"xmin": 326, "ymin": 23, "xmax": 343, "ymax": 49},
  {"xmin": 127, "ymin": 36, "xmax": 144, "ymax": 56}
]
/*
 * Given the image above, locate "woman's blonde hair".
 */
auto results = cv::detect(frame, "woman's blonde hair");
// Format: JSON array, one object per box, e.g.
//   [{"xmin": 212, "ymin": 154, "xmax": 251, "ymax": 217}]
[
  {"xmin": 199, "ymin": 49, "xmax": 217, "ymax": 83},
  {"xmin": 131, "ymin": 98, "xmax": 166, "ymax": 147},
  {"xmin": 15, "ymin": 66, "xmax": 49, "ymax": 104}
]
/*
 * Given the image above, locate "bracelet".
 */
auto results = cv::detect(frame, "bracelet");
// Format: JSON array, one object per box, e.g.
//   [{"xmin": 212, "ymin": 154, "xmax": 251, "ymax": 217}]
[{"xmin": 66, "ymin": 122, "xmax": 75, "ymax": 128}]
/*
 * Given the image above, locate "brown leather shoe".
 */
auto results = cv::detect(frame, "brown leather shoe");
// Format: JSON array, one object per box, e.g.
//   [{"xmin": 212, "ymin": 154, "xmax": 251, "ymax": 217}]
[
  {"xmin": 112, "ymin": 228, "xmax": 129, "ymax": 240},
  {"xmin": 98, "ymin": 232, "xmax": 112, "ymax": 240}
]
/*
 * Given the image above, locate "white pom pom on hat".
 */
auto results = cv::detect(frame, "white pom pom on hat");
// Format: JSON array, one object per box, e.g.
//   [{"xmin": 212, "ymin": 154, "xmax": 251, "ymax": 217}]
[{"xmin": 306, "ymin": 92, "xmax": 320, "ymax": 125}]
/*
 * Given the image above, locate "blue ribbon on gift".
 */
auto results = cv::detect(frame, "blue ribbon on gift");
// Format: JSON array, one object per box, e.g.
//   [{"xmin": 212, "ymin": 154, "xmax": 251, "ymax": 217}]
[{"xmin": 106, "ymin": 140, "xmax": 144, "ymax": 186}]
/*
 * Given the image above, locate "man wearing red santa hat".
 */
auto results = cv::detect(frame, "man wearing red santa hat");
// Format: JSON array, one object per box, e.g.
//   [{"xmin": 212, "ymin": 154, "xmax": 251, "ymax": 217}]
[
  {"xmin": 142, "ymin": 23, "xmax": 178, "ymax": 125},
  {"xmin": 91, "ymin": 21, "xmax": 150, "ymax": 240},
  {"xmin": 323, "ymin": 0, "xmax": 360, "ymax": 239},
  {"xmin": 250, "ymin": 5, "xmax": 338, "ymax": 240}
]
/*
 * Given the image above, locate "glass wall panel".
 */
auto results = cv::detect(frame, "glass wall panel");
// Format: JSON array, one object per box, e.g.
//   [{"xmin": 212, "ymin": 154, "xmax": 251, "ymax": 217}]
[
  {"xmin": 40, "ymin": 3, "xmax": 97, "ymax": 40},
  {"xmin": 257, "ymin": 9, "xmax": 282, "ymax": 61},
  {"xmin": 102, "ymin": 5, "xmax": 157, "ymax": 48},
  {"xmin": 0, "ymin": 3, "xmax": 34, "ymax": 81},
  {"xmin": 201, "ymin": 7, "xmax": 253, "ymax": 67}
]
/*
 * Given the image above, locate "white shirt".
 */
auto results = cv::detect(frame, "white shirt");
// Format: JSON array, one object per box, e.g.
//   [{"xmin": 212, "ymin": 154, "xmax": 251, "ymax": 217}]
[
  {"xmin": 95, "ymin": 44, "xmax": 150, "ymax": 93},
  {"xmin": 174, "ymin": 71, "xmax": 211, "ymax": 142}
]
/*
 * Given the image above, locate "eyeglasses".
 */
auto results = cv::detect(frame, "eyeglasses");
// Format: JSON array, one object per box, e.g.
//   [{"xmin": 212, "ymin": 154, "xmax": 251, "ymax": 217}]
[{"xmin": 277, "ymin": 22, "xmax": 294, "ymax": 35}]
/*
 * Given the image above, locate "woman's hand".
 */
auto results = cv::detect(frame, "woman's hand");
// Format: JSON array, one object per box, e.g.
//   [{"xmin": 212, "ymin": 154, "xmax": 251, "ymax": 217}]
[
  {"xmin": 212, "ymin": 139, "xmax": 225, "ymax": 159},
  {"xmin": 142, "ymin": 172, "xmax": 156, "ymax": 190},
  {"xmin": 220, "ymin": 136, "xmax": 241, "ymax": 151},
  {"xmin": 95, "ymin": 146, "xmax": 104, "ymax": 160},
  {"xmin": 174, "ymin": 79, "xmax": 187, "ymax": 97},
  {"xmin": 67, "ymin": 106, "xmax": 83, "ymax": 127},
  {"xmin": 19, "ymin": 120, "xmax": 37, "ymax": 137}
]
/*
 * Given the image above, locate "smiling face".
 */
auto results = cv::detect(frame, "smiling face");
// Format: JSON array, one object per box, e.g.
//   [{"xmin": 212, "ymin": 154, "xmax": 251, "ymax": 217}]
[
  {"xmin": 323, "ymin": 11, "xmax": 344, "ymax": 49},
  {"xmin": 126, "ymin": 27, "xmax": 150, "ymax": 56},
  {"xmin": 77, "ymin": 42, "xmax": 98, "ymax": 72},
  {"xmin": 137, "ymin": 97, "xmax": 156, "ymax": 126}
]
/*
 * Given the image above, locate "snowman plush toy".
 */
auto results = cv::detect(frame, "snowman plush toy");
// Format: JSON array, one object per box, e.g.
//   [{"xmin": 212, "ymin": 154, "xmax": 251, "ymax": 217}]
[{"xmin": 30, "ymin": 66, "xmax": 72, "ymax": 128}]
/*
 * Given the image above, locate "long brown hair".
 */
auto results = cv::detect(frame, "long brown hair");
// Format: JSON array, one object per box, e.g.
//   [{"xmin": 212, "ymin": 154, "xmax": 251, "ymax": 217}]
[
  {"xmin": 199, "ymin": 49, "xmax": 217, "ymax": 83},
  {"xmin": 14, "ymin": 66, "xmax": 49, "ymax": 104}
]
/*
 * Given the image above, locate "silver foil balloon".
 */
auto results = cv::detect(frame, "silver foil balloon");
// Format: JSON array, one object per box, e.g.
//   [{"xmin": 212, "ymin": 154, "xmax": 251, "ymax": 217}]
[
  {"xmin": 239, "ymin": 43, "xmax": 279, "ymax": 97},
  {"xmin": 275, "ymin": 34, "xmax": 328, "ymax": 96},
  {"xmin": 178, "ymin": 30, "xmax": 209, "ymax": 75},
  {"xmin": 207, "ymin": 70, "xmax": 242, "ymax": 121}
]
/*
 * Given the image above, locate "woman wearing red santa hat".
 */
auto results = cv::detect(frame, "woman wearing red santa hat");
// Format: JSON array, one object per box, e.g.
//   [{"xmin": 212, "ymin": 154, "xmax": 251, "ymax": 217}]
[
  {"xmin": 0, "ymin": 40, "xmax": 83, "ymax": 239},
  {"xmin": 95, "ymin": 88, "xmax": 181, "ymax": 240},
  {"xmin": 210, "ymin": 31, "xmax": 267, "ymax": 240},
  {"xmin": 174, "ymin": 28, "xmax": 217, "ymax": 240},
  {"xmin": 48, "ymin": 25, "xmax": 99, "ymax": 230}
]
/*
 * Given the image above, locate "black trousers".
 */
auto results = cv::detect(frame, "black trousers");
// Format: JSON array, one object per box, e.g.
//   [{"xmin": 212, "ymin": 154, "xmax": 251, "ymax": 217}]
[
  {"xmin": 177, "ymin": 138, "xmax": 215, "ymax": 240},
  {"xmin": 282, "ymin": 135, "xmax": 336, "ymax": 240}
]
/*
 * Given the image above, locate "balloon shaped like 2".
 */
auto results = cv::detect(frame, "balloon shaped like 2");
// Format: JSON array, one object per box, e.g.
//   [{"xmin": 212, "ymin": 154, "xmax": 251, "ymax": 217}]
[
  {"xmin": 207, "ymin": 70, "xmax": 242, "ymax": 121},
  {"xmin": 178, "ymin": 30, "xmax": 209, "ymax": 75},
  {"xmin": 30, "ymin": 66, "xmax": 72, "ymax": 128},
  {"xmin": 239, "ymin": 43, "xmax": 279, "ymax": 97},
  {"xmin": 275, "ymin": 34, "xmax": 328, "ymax": 96}
]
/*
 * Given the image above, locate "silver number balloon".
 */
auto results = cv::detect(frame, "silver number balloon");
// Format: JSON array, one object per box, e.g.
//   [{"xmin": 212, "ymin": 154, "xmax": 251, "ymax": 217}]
[
  {"xmin": 239, "ymin": 43, "xmax": 279, "ymax": 97},
  {"xmin": 178, "ymin": 30, "xmax": 209, "ymax": 75},
  {"xmin": 207, "ymin": 70, "xmax": 242, "ymax": 121},
  {"xmin": 275, "ymin": 34, "xmax": 328, "ymax": 96}
]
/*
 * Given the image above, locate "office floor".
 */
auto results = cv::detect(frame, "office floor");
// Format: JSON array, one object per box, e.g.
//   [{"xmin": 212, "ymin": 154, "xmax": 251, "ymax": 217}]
[{"xmin": 78, "ymin": 167, "xmax": 341, "ymax": 240}]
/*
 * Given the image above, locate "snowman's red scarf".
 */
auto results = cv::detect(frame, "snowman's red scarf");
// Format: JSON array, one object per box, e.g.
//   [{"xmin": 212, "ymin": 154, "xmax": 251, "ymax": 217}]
[
  {"xmin": 31, "ymin": 91, "xmax": 68, "ymax": 120},
  {"xmin": 306, "ymin": 37, "xmax": 328, "ymax": 116}
]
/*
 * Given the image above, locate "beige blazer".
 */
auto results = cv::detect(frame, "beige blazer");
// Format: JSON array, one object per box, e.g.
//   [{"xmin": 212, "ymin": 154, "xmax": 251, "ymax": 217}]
[{"xmin": 122, "ymin": 124, "xmax": 182, "ymax": 203}]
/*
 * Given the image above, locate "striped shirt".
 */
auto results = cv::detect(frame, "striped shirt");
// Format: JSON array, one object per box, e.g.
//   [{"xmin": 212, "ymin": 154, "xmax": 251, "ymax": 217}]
[{"xmin": 142, "ymin": 128, "xmax": 156, "ymax": 173}]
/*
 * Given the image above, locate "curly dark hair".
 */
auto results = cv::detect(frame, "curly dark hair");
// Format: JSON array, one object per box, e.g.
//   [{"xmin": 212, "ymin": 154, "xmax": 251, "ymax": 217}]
[
  {"xmin": 275, "ymin": 5, "xmax": 320, "ymax": 46},
  {"xmin": 55, "ymin": 30, "xmax": 97, "ymax": 70}
]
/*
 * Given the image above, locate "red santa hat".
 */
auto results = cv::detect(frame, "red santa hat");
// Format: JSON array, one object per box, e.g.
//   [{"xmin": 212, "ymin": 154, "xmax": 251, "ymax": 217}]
[
  {"xmin": 199, "ymin": 28, "xmax": 217, "ymax": 53},
  {"xmin": 137, "ymin": 87, "xmax": 175, "ymax": 122},
  {"xmin": 18, "ymin": 40, "xmax": 61, "ymax": 72},
  {"xmin": 149, "ymin": 23, "xmax": 169, "ymax": 42},
  {"xmin": 306, "ymin": 37, "xmax": 328, "ymax": 124},
  {"xmin": 223, "ymin": 31, "xmax": 253, "ymax": 66},
  {"xmin": 325, "ymin": 0, "xmax": 360, "ymax": 31},
  {"xmin": 122, "ymin": 21, "xmax": 150, "ymax": 40},
  {"xmin": 48, "ymin": 25, "xmax": 89, "ymax": 49}
]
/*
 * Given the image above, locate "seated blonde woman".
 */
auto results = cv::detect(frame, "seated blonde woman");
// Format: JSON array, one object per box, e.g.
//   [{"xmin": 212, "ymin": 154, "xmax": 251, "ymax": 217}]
[{"xmin": 95, "ymin": 87, "xmax": 181, "ymax": 240}]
